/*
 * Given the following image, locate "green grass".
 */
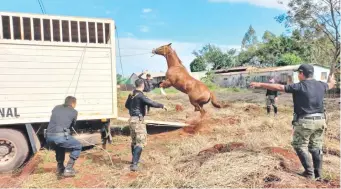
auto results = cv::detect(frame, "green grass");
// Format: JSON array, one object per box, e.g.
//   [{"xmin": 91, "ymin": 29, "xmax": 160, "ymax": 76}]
[{"xmin": 152, "ymin": 87, "xmax": 179, "ymax": 94}]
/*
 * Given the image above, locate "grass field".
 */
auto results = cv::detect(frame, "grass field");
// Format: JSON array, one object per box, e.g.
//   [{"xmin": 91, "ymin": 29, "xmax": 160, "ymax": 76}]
[{"xmin": 1, "ymin": 89, "xmax": 339, "ymax": 188}]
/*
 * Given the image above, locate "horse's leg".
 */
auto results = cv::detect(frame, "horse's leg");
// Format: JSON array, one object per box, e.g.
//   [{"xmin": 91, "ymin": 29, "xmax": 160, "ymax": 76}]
[
  {"xmin": 199, "ymin": 104, "xmax": 206, "ymax": 118},
  {"xmin": 160, "ymin": 79, "xmax": 172, "ymax": 96}
]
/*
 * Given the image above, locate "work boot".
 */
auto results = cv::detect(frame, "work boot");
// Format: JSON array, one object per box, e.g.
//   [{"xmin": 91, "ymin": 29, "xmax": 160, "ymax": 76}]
[
  {"xmin": 63, "ymin": 158, "xmax": 76, "ymax": 177},
  {"xmin": 274, "ymin": 106, "xmax": 278, "ymax": 116},
  {"xmin": 267, "ymin": 106, "xmax": 271, "ymax": 115},
  {"xmin": 295, "ymin": 148, "xmax": 314, "ymax": 179},
  {"xmin": 131, "ymin": 145, "xmax": 135, "ymax": 164},
  {"xmin": 130, "ymin": 146, "xmax": 142, "ymax": 172},
  {"xmin": 310, "ymin": 148, "xmax": 323, "ymax": 181},
  {"xmin": 56, "ymin": 163, "xmax": 65, "ymax": 175}
]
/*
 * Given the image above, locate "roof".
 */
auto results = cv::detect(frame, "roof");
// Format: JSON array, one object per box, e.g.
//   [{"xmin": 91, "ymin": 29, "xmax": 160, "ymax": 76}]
[{"xmin": 130, "ymin": 72, "xmax": 166, "ymax": 79}]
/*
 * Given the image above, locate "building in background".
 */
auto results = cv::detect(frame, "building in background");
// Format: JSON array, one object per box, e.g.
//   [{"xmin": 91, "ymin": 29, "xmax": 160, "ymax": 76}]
[
  {"xmin": 128, "ymin": 71, "xmax": 166, "ymax": 85},
  {"xmin": 190, "ymin": 71, "xmax": 207, "ymax": 81},
  {"xmin": 213, "ymin": 64, "xmax": 330, "ymax": 88}
]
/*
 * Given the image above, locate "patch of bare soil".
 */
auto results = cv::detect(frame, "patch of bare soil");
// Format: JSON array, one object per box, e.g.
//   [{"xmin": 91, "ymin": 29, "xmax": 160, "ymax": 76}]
[
  {"xmin": 198, "ymin": 142, "xmax": 248, "ymax": 157},
  {"xmin": 175, "ymin": 104, "xmax": 184, "ymax": 112}
]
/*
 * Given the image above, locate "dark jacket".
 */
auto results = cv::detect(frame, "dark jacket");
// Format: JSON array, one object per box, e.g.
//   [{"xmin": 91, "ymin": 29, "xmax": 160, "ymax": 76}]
[
  {"xmin": 125, "ymin": 90, "xmax": 164, "ymax": 117},
  {"xmin": 47, "ymin": 105, "xmax": 78, "ymax": 133},
  {"xmin": 138, "ymin": 74, "xmax": 155, "ymax": 92}
]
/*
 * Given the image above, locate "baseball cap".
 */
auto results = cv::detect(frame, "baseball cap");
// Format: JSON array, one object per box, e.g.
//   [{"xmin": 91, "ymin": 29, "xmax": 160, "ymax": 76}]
[{"xmin": 295, "ymin": 64, "xmax": 314, "ymax": 77}]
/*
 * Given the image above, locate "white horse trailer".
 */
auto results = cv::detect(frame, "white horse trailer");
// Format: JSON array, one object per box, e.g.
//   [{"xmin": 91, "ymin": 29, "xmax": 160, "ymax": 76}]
[{"xmin": 0, "ymin": 12, "xmax": 117, "ymax": 172}]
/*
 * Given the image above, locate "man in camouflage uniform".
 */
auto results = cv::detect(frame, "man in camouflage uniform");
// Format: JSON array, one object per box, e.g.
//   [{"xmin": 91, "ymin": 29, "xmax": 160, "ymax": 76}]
[
  {"xmin": 125, "ymin": 79, "xmax": 167, "ymax": 171},
  {"xmin": 251, "ymin": 64, "xmax": 335, "ymax": 180},
  {"xmin": 266, "ymin": 78, "xmax": 278, "ymax": 116}
]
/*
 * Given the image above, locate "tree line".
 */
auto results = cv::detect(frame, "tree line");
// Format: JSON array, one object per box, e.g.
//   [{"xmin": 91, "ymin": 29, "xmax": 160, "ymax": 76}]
[{"xmin": 190, "ymin": 0, "xmax": 340, "ymax": 72}]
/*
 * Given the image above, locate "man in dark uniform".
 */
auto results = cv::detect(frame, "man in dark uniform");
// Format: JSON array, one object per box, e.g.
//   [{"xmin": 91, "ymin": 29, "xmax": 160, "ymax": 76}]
[
  {"xmin": 125, "ymin": 79, "xmax": 167, "ymax": 171},
  {"xmin": 250, "ymin": 64, "xmax": 335, "ymax": 180},
  {"xmin": 138, "ymin": 73, "xmax": 156, "ymax": 115},
  {"xmin": 266, "ymin": 78, "xmax": 278, "ymax": 116},
  {"xmin": 45, "ymin": 96, "xmax": 82, "ymax": 177}
]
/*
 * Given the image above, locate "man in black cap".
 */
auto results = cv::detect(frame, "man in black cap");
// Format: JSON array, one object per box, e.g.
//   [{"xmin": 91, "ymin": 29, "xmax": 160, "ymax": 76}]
[
  {"xmin": 125, "ymin": 78, "xmax": 167, "ymax": 171},
  {"xmin": 250, "ymin": 64, "xmax": 335, "ymax": 180}
]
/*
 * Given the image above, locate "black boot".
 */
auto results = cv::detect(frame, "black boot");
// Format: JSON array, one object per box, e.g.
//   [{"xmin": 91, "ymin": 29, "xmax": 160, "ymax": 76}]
[
  {"xmin": 267, "ymin": 106, "xmax": 271, "ymax": 115},
  {"xmin": 273, "ymin": 106, "xmax": 278, "ymax": 116},
  {"xmin": 130, "ymin": 146, "xmax": 142, "ymax": 172},
  {"xmin": 64, "ymin": 158, "xmax": 76, "ymax": 177},
  {"xmin": 57, "ymin": 163, "xmax": 65, "ymax": 175},
  {"xmin": 131, "ymin": 145, "xmax": 135, "ymax": 163},
  {"xmin": 310, "ymin": 148, "xmax": 323, "ymax": 180},
  {"xmin": 295, "ymin": 148, "xmax": 314, "ymax": 179}
]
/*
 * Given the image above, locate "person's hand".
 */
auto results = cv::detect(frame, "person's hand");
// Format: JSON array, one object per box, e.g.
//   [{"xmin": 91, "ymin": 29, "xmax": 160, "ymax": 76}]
[
  {"xmin": 250, "ymin": 82, "xmax": 261, "ymax": 88},
  {"xmin": 274, "ymin": 97, "xmax": 278, "ymax": 102},
  {"xmin": 163, "ymin": 106, "xmax": 168, "ymax": 111}
]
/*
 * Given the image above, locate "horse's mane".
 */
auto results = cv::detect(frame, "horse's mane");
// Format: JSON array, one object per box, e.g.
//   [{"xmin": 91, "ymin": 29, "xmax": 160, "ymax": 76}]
[{"xmin": 172, "ymin": 50, "xmax": 185, "ymax": 68}]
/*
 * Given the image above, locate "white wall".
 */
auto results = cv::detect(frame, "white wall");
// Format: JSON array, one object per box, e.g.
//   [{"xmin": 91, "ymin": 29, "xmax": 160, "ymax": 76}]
[
  {"xmin": 190, "ymin": 71, "xmax": 207, "ymax": 81},
  {"xmin": 0, "ymin": 42, "xmax": 117, "ymax": 125}
]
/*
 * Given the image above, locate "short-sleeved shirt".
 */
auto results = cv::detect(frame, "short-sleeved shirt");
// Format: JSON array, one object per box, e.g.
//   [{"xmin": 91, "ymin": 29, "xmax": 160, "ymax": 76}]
[{"xmin": 284, "ymin": 79, "xmax": 329, "ymax": 116}]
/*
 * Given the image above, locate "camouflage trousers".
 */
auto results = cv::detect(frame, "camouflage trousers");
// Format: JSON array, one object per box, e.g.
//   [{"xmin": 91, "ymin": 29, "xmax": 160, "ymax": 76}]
[
  {"xmin": 266, "ymin": 95, "xmax": 277, "ymax": 107},
  {"xmin": 129, "ymin": 116, "xmax": 147, "ymax": 148},
  {"xmin": 292, "ymin": 118, "xmax": 326, "ymax": 150}
]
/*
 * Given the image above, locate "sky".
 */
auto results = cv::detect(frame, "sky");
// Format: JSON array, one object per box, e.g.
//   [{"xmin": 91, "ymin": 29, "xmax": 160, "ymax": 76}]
[{"xmin": 1, "ymin": 0, "xmax": 289, "ymax": 76}]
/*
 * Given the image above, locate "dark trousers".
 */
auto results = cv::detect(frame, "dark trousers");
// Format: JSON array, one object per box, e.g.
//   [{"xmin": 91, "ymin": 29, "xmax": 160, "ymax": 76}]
[{"xmin": 46, "ymin": 135, "xmax": 82, "ymax": 163}]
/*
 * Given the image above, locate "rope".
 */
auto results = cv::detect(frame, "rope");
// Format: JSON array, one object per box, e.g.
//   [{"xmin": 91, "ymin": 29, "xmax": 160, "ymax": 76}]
[
  {"xmin": 65, "ymin": 44, "xmax": 87, "ymax": 96},
  {"xmin": 32, "ymin": 0, "xmax": 115, "ymax": 174},
  {"xmin": 73, "ymin": 46, "xmax": 87, "ymax": 96},
  {"xmin": 71, "ymin": 127, "xmax": 114, "ymax": 167},
  {"xmin": 115, "ymin": 26, "xmax": 128, "ymax": 91},
  {"xmin": 118, "ymin": 52, "xmax": 151, "ymax": 57}
]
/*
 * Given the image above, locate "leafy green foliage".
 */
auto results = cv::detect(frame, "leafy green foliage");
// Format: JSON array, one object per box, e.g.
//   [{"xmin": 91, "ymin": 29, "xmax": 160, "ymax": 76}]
[
  {"xmin": 190, "ymin": 56, "xmax": 206, "ymax": 72},
  {"xmin": 190, "ymin": 44, "xmax": 237, "ymax": 71},
  {"xmin": 237, "ymin": 29, "xmax": 313, "ymax": 67},
  {"xmin": 276, "ymin": 0, "xmax": 340, "ymax": 72},
  {"xmin": 117, "ymin": 74, "xmax": 129, "ymax": 84},
  {"xmin": 242, "ymin": 25, "xmax": 258, "ymax": 49},
  {"xmin": 276, "ymin": 53, "xmax": 302, "ymax": 66}
]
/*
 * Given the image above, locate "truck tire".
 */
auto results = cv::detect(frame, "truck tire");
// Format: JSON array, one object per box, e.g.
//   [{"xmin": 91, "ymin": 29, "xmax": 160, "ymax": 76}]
[{"xmin": 0, "ymin": 128, "xmax": 29, "ymax": 173}]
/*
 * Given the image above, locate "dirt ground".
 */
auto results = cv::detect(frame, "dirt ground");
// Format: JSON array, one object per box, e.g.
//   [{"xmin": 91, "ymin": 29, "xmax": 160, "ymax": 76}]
[{"xmin": 0, "ymin": 89, "xmax": 340, "ymax": 188}]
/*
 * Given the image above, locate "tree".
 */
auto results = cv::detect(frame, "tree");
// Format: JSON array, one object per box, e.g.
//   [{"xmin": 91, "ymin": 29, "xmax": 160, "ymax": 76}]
[
  {"xmin": 190, "ymin": 57, "xmax": 206, "ymax": 72},
  {"xmin": 241, "ymin": 25, "xmax": 258, "ymax": 49},
  {"xmin": 277, "ymin": 0, "xmax": 340, "ymax": 76},
  {"xmin": 276, "ymin": 53, "xmax": 302, "ymax": 66},
  {"xmin": 192, "ymin": 44, "xmax": 236, "ymax": 70},
  {"xmin": 262, "ymin": 30, "xmax": 276, "ymax": 43},
  {"xmin": 117, "ymin": 74, "xmax": 128, "ymax": 84}
]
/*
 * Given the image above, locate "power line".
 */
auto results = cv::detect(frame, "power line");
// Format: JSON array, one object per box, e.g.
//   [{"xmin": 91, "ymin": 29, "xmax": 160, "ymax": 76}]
[
  {"xmin": 115, "ymin": 27, "xmax": 125, "ymax": 77},
  {"xmin": 117, "ymin": 52, "xmax": 151, "ymax": 57},
  {"xmin": 37, "ymin": 0, "xmax": 46, "ymax": 14}
]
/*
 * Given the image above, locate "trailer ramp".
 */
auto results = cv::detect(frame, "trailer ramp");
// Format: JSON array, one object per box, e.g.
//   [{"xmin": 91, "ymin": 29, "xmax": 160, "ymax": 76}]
[{"xmin": 117, "ymin": 117, "xmax": 188, "ymax": 127}]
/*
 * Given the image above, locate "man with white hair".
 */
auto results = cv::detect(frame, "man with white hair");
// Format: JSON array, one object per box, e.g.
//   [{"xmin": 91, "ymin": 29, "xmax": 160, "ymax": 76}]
[{"xmin": 265, "ymin": 78, "xmax": 278, "ymax": 116}]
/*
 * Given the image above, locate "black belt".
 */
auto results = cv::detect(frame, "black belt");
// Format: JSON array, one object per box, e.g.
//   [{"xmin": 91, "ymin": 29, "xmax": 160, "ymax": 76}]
[{"xmin": 300, "ymin": 116, "xmax": 325, "ymax": 120}]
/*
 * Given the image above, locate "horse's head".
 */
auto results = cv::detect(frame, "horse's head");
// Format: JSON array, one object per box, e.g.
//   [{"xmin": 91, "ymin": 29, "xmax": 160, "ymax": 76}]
[{"xmin": 152, "ymin": 43, "xmax": 173, "ymax": 56}]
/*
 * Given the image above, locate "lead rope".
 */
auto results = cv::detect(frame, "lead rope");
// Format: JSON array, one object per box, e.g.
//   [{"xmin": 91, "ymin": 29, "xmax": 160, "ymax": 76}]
[{"xmin": 66, "ymin": 44, "xmax": 114, "ymax": 167}]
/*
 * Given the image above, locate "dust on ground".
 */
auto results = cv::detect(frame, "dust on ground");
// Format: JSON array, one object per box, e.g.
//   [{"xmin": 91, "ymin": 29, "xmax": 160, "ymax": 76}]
[{"xmin": 1, "ymin": 90, "xmax": 340, "ymax": 188}]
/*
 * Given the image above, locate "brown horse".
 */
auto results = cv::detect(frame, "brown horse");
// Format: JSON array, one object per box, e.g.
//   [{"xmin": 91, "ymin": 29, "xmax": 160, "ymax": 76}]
[{"xmin": 152, "ymin": 43, "xmax": 224, "ymax": 117}]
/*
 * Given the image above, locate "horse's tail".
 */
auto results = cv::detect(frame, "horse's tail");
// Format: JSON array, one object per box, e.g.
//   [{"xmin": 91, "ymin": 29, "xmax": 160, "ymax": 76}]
[{"xmin": 210, "ymin": 92, "xmax": 223, "ymax": 108}]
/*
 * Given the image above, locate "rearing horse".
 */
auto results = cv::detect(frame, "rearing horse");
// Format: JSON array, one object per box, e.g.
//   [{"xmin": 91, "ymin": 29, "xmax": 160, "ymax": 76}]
[{"xmin": 152, "ymin": 43, "xmax": 224, "ymax": 117}]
